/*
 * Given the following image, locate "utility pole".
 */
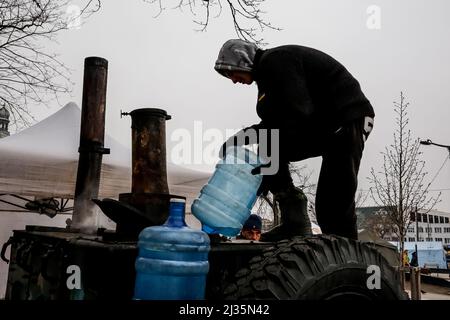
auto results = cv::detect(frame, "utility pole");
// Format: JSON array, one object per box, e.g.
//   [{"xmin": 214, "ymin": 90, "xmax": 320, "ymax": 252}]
[{"xmin": 415, "ymin": 205, "xmax": 419, "ymax": 266}]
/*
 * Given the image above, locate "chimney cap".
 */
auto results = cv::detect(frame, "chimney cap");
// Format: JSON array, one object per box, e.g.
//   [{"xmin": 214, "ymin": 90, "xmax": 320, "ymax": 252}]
[{"xmin": 129, "ymin": 108, "xmax": 171, "ymax": 120}]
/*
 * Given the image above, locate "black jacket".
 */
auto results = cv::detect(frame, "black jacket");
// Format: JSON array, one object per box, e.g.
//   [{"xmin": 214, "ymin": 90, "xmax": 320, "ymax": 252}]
[{"xmin": 251, "ymin": 45, "xmax": 375, "ymax": 160}]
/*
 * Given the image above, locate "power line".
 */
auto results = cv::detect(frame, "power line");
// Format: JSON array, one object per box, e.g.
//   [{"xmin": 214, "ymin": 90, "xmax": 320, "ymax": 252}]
[
  {"xmin": 428, "ymin": 155, "xmax": 449, "ymax": 187},
  {"xmin": 359, "ymin": 154, "xmax": 449, "ymax": 192}
]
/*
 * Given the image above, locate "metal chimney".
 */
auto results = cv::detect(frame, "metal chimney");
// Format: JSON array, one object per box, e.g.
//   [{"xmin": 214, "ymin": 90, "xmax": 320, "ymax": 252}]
[
  {"xmin": 93, "ymin": 108, "xmax": 184, "ymax": 239},
  {"xmin": 129, "ymin": 108, "xmax": 171, "ymax": 194},
  {"xmin": 118, "ymin": 108, "xmax": 184, "ymax": 227},
  {"xmin": 72, "ymin": 57, "xmax": 110, "ymax": 233}
]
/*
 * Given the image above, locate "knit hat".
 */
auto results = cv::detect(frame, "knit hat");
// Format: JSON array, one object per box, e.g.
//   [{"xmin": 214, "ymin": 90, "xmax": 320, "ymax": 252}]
[
  {"xmin": 214, "ymin": 39, "xmax": 259, "ymax": 77},
  {"xmin": 243, "ymin": 214, "xmax": 262, "ymax": 231}
]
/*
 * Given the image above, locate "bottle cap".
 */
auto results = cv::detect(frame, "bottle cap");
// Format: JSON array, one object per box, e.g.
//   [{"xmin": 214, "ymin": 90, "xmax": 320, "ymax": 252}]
[{"xmin": 170, "ymin": 198, "xmax": 186, "ymax": 203}]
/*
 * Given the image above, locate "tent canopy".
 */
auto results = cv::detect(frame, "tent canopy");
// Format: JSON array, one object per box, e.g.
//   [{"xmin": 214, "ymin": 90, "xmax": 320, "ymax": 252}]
[{"xmin": 0, "ymin": 103, "xmax": 211, "ymax": 204}]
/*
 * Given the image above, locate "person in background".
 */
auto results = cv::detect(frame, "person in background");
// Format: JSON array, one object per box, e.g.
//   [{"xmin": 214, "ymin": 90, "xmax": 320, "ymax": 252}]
[
  {"xmin": 410, "ymin": 251, "xmax": 418, "ymax": 267},
  {"xmin": 237, "ymin": 214, "xmax": 262, "ymax": 241},
  {"xmin": 402, "ymin": 249, "xmax": 410, "ymax": 267}
]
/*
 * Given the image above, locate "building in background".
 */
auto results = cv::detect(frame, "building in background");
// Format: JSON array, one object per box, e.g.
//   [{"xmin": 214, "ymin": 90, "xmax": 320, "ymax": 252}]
[
  {"xmin": 0, "ymin": 107, "xmax": 10, "ymax": 138},
  {"xmin": 357, "ymin": 206, "xmax": 450, "ymax": 244}
]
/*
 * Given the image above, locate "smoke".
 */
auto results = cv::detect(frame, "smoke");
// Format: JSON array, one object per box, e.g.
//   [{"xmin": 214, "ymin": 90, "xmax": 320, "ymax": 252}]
[
  {"xmin": 72, "ymin": 186, "xmax": 101, "ymax": 234},
  {"xmin": 73, "ymin": 202, "xmax": 98, "ymax": 234}
]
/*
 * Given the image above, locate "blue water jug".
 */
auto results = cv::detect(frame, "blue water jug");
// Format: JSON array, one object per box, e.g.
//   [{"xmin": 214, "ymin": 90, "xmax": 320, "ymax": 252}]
[
  {"xmin": 133, "ymin": 198, "xmax": 210, "ymax": 300},
  {"xmin": 191, "ymin": 146, "xmax": 263, "ymax": 237}
]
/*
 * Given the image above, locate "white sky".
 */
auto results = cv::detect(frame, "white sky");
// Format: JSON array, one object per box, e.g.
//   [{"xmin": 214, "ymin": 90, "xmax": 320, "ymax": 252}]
[{"xmin": 25, "ymin": 0, "xmax": 450, "ymax": 211}]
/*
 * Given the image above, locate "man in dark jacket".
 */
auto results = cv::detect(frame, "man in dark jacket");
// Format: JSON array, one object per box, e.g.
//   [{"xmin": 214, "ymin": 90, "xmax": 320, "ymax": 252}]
[
  {"xmin": 236, "ymin": 214, "xmax": 262, "ymax": 241},
  {"xmin": 215, "ymin": 39, "xmax": 374, "ymax": 241}
]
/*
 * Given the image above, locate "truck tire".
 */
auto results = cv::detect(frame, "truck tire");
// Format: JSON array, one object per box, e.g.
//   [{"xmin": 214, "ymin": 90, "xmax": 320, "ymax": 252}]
[{"xmin": 224, "ymin": 235, "xmax": 408, "ymax": 300}]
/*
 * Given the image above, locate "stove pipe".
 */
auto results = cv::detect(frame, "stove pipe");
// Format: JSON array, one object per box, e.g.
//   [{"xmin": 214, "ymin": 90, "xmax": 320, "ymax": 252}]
[
  {"xmin": 129, "ymin": 108, "xmax": 171, "ymax": 194},
  {"xmin": 72, "ymin": 57, "xmax": 110, "ymax": 233},
  {"xmin": 116, "ymin": 108, "xmax": 182, "ymax": 228}
]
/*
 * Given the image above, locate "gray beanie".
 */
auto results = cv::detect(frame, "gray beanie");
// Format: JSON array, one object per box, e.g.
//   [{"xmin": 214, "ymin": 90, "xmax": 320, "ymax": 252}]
[{"xmin": 214, "ymin": 39, "xmax": 259, "ymax": 77}]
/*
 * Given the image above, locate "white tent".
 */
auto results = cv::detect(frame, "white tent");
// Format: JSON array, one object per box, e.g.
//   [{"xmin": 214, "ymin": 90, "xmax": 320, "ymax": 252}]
[{"xmin": 0, "ymin": 102, "xmax": 211, "ymax": 207}]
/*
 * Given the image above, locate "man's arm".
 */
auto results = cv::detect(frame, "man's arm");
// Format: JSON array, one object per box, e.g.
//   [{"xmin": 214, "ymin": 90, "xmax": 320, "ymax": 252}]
[{"xmin": 218, "ymin": 124, "xmax": 260, "ymax": 159}]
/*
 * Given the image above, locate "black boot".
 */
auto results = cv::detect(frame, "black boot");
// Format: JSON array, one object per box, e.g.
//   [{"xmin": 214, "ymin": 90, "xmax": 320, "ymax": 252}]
[{"xmin": 260, "ymin": 187, "xmax": 312, "ymax": 242}]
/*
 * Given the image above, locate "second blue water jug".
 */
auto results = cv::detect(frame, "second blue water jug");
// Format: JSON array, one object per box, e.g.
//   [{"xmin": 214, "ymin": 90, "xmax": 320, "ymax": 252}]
[
  {"xmin": 133, "ymin": 198, "xmax": 210, "ymax": 300},
  {"xmin": 191, "ymin": 146, "xmax": 263, "ymax": 237}
]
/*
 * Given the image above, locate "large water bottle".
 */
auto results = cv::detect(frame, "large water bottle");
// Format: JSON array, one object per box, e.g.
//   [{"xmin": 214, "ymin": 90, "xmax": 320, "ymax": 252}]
[
  {"xmin": 191, "ymin": 146, "xmax": 263, "ymax": 237},
  {"xmin": 133, "ymin": 198, "xmax": 210, "ymax": 300}
]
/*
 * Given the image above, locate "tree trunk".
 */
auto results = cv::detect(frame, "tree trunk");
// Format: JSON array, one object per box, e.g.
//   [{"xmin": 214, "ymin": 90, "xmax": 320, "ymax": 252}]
[{"xmin": 399, "ymin": 233, "xmax": 406, "ymax": 290}]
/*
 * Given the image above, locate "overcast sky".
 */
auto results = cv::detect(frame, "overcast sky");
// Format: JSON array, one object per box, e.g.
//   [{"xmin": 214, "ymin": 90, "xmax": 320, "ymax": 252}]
[{"xmin": 26, "ymin": 0, "xmax": 450, "ymax": 211}]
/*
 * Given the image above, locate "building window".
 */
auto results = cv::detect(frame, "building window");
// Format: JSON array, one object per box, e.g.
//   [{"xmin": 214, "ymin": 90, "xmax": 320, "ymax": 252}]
[
  {"xmin": 418, "ymin": 214, "xmax": 422, "ymax": 222},
  {"xmin": 426, "ymin": 237, "xmax": 432, "ymax": 241},
  {"xmin": 408, "ymin": 237, "xmax": 415, "ymax": 242},
  {"xmin": 425, "ymin": 227, "xmax": 432, "ymax": 233},
  {"xmin": 435, "ymin": 238, "xmax": 443, "ymax": 242},
  {"xmin": 422, "ymin": 214, "xmax": 428, "ymax": 223},
  {"xmin": 429, "ymin": 215, "xmax": 434, "ymax": 224},
  {"xmin": 444, "ymin": 227, "xmax": 450, "ymax": 233},
  {"xmin": 445, "ymin": 238, "xmax": 450, "ymax": 244},
  {"xmin": 434, "ymin": 215, "xmax": 439, "ymax": 223},
  {"xmin": 407, "ymin": 227, "xmax": 414, "ymax": 233},
  {"xmin": 440, "ymin": 216, "xmax": 444, "ymax": 224},
  {"xmin": 435, "ymin": 227, "xmax": 442, "ymax": 233},
  {"xmin": 418, "ymin": 227, "xmax": 424, "ymax": 233},
  {"xmin": 419, "ymin": 237, "xmax": 424, "ymax": 242},
  {"xmin": 445, "ymin": 217, "xmax": 449, "ymax": 224}
]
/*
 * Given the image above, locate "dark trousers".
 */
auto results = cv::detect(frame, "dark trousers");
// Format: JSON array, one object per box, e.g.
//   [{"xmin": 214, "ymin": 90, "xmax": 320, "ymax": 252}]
[{"xmin": 266, "ymin": 117, "xmax": 371, "ymax": 240}]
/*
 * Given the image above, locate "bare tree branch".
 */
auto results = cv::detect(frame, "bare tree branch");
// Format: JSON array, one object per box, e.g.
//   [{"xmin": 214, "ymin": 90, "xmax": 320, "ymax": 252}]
[
  {"xmin": 255, "ymin": 163, "xmax": 317, "ymax": 227},
  {"xmin": 362, "ymin": 209, "xmax": 393, "ymax": 240},
  {"xmin": 355, "ymin": 189, "xmax": 370, "ymax": 208},
  {"xmin": 144, "ymin": 0, "xmax": 280, "ymax": 45},
  {"xmin": 0, "ymin": 0, "xmax": 100, "ymax": 129}
]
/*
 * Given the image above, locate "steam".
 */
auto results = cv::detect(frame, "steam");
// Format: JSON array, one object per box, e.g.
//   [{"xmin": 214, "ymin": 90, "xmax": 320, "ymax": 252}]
[{"xmin": 72, "ymin": 186, "xmax": 101, "ymax": 234}]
